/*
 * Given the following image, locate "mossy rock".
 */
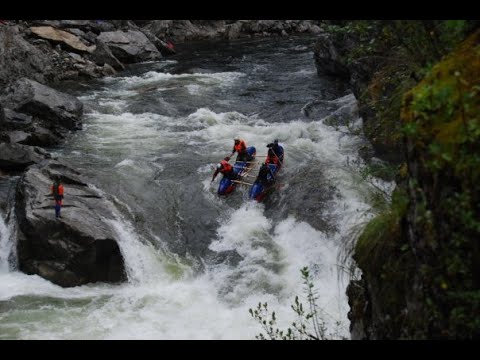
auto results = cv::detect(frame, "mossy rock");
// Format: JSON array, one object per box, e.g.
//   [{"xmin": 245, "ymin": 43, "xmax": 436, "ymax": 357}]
[{"xmin": 402, "ymin": 29, "xmax": 480, "ymax": 171}]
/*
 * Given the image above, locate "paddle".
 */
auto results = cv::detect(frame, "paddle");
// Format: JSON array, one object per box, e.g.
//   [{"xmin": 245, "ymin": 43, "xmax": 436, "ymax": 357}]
[
  {"xmin": 270, "ymin": 148, "xmax": 284, "ymax": 168},
  {"xmin": 233, "ymin": 164, "xmax": 259, "ymax": 168},
  {"xmin": 231, "ymin": 179, "xmax": 254, "ymax": 186}
]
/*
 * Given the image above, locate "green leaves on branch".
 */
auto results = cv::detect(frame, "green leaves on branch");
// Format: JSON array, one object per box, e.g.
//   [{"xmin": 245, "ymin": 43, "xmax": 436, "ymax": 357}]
[{"xmin": 248, "ymin": 267, "xmax": 339, "ymax": 340}]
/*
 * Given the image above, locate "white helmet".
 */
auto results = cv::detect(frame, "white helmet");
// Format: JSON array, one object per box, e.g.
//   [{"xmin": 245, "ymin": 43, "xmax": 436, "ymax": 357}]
[
  {"xmin": 234, "ymin": 136, "xmax": 240, "ymax": 142},
  {"xmin": 216, "ymin": 163, "xmax": 222, "ymax": 169}
]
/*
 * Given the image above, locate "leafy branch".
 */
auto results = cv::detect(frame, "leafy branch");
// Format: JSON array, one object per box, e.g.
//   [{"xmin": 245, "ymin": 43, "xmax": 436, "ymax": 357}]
[{"xmin": 249, "ymin": 267, "xmax": 341, "ymax": 340}]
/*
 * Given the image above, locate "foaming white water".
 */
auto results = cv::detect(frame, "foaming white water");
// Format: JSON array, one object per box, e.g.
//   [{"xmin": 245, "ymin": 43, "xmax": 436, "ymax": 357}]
[
  {"xmin": 0, "ymin": 272, "xmax": 260, "ymax": 339},
  {"xmin": 208, "ymin": 202, "xmax": 351, "ymax": 338},
  {"xmin": 273, "ymin": 218, "xmax": 349, "ymax": 336},
  {"xmin": 0, "ymin": 213, "xmax": 12, "ymax": 273},
  {"xmin": 114, "ymin": 159, "xmax": 136, "ymax": 168},
  {"xmin": 291, "ymin": 69, "xmax": 316, "ymax": 76},
  {"xmin": 85, "ymin": 185, "xmax": 168, "ymax": 284},
  {"xmin": 82, "ymin": 112, "xmax": 173, "ymax": 154},
  {"xmin": 110, "ymin": 71, "xmax": 245, "ymax": 90},
  {"xmin": 186, "ymin": 84, "xmax": 202, "ymax": 95},
  {"xmin": 209, "ymin": 203, "xmax": 284, "ymax": 302},
  {"xmin": 187, "ymin": 107, "xmax": 254, "ymax": 127},
  {"xmin": 198, "ymin": 96, "xmax": 390, "ymax": 338},
  {"xmin": 106, "ymin": 216, "xmax": 167, "ymax": 284}
]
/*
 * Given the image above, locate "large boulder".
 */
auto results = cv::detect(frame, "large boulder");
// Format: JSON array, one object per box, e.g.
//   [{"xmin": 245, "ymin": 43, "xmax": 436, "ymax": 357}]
[
  {"xmin": 0, "ymin": 109, "xmax": 58, "ymax": 146},
  {"xmin": 1, "ymin": 108, "xmax": 33, "ymax": 130},
  {"xmin": 0, "ymin": 25, "xmax": 59, "ymax": 88},
  {"xmin": 89, "ymin": 39, "xmax": 125, "ymax": 71},
  {"xmin": 2, "ymin": 78, "xmax": 83, "ymax": 130},
  {"xmin": 29, "ymin": 26, "xmax": 96, "ymax": 53},
  {"xmin": 140, "ymin": 28, "xmax": 176, "ymax": 56},
  {"xmin": 1, "ymin": 126, "xmax": 60, "ymax": 147},
  {"xmin": 97, "ymin": 30, "xmax": 161, "ymax": 63},
  {"xmin": 225, "ymin": 22, "xmax": 243, "ymax": 40},
  {"xmin": 57, "ymin": 20, "xmax": 116, "ymax": 34},
  {"xmin": 1, "ymin": 130, "xmax": 30, "ymax": 144},
  {"xmin": 313, "ymin": 33, "xmax": 350, "ymax": 79},
  {"xmin": 0, "ymin": 142, "xmax": 49, "ymax": 172},
  {"xmin": 142, "ymin": 20, "xmax": 173, "ymax": 38},
  {"xmin": 15, "ymin": 161, "xmax": 127, "ymax": 287}
]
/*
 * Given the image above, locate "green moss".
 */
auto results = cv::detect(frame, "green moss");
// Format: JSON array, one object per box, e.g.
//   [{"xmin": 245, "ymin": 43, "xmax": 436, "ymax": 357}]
[
  {"xmin": 400, "ymin": 29, "xmax": 480, "ymax": 338},
  {"xmin": 355, "ymin": 188, "xmax": 408, "ymax": 266},
  {"xmin": 363, "ymin": 65, "xmax": 417, "ymax": 155},
  {"xmin": 354, "ymin": 187, "xmax": 414, "ymax": 337},
  {"xmin": 324, "ymin": 21, "xmax": 477, "ymax": 164}
]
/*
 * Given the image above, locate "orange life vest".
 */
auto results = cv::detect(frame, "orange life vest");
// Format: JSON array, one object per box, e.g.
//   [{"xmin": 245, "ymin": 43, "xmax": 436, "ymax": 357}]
[
  {"xmin": 220, "ymin": 160, "xmax": 233, "ymax": 173},
  {"xmin": 51, "ymin": 183, "xmax": 64, "ymax": 205},
  {"xmin": 265, "ymin": 156, "xmax": 279, "ymax": 166},
  {"xmin": 234, "ymin": 139, "xmax": 247, "ymax": 153}
]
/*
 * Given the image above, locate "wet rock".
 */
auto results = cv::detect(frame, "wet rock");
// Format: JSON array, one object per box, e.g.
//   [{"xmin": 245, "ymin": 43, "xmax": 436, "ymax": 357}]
[
  {"xmin": 2, "ymin": 78, "xmax": 83, "ymax": 130},
  {"xmin": 89, "ymin": 38, "xmax": 125, "ymax": 71},
  {"xmin": 15, "ymin": 161, "xmax": 127, "ymax": 287},
  {"xmin": 29, "ymin": 26, "xmax": 96, "ymax": 53},
  {"xmin": 0, "ymin": 25, "xmax": 59, "ymax": 87},
  {"xmin": 2, "ymin": 109, "xmax": 33, "ymax": 130},
  {"xmin": 97, "ymin": 30, "xmax": 162, "ymax": 63},
  {"xmin": 0, "ymin": 142, "xmax": 49, "ymax": 172}
]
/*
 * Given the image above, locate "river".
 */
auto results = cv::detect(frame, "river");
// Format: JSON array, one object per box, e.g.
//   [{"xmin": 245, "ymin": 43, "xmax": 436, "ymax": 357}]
[{"xmin": 0, "ymin": 35, "xmax": 388, "ymax": 339}]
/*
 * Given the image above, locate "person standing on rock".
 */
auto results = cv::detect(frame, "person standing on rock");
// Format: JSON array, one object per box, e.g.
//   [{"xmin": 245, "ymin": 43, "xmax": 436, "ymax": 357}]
[{"xmin": 50, "ymin": 177, "xmax": 64, "ymax": 218}]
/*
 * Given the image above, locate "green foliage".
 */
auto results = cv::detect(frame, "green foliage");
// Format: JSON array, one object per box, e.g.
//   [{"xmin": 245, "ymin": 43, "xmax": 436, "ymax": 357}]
[
  {"xmin": 324, "ymin": 20, "xmax": 473, "ymax": 69},
  {"xmin": 354, "ymin": 187, "xmax": 408, "ymax": 273},
  {"xmin": 344, "ymin": 154, "xmax": 396, "ymax": 211},
  {"xmin": 397, "ymin": 29, "xmax": 480, "ymax": 338},
  {"xmin": 447, "ymin": 290, "xmax": 480, "ymax": 338},
  {"xmin": 322, "ymin": 21, "xmax": 480, "ymax": 339},
  {"xmin": 249, "ymin": 267, "xmax": 344, "ymax": 340},
  {"xmin": 439, "ymin": 20, "xmax": 470, "ymax": 52},
  {"xmin": 323, "ymin": 21, "xmax": 477, "ymax": 165},
  {"xmin": 360, "ymin": 160, "xmax": 398, "ymax": 184}
]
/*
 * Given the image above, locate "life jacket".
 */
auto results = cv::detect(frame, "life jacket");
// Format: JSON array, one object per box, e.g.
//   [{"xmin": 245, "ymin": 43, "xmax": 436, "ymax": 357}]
[
  {"xmin": 265, "ymin": 156, "xmax": 279, "ymax": 166},
  {"xmin": 234, "ymin": 140, "xmax": 247, "ymax": 153},
  {"xmin": 220, "ymin": 160, "xmax": 233, "ymax": 173},
  {"xmin": 52, "ymin": 183, "xmax": 64, "ymax": 201}
]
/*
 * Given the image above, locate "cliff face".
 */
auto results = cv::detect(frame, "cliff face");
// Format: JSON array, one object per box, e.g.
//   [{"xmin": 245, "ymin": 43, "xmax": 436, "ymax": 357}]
[
  {"xmin": 313, "ymin": 22, "xmax": 409, "ymax": 164},
  {"xmin": 313, "ymin": 21, "xmax": 480, "ymax": 338},
  {"xmin": 349, "ymin": 29, "xmax": 480, "ymax": 339},
  {"xmin": 313, "ymin": 21, "xmax": 478, "ymax": 165}
]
